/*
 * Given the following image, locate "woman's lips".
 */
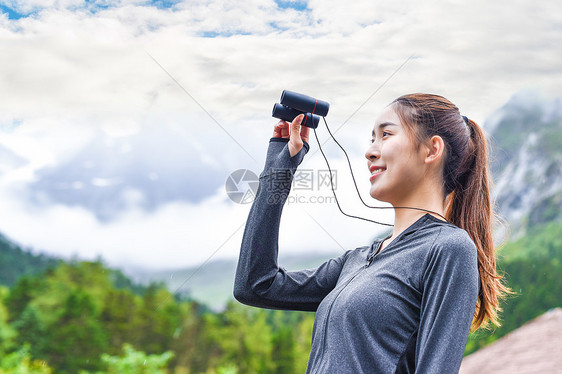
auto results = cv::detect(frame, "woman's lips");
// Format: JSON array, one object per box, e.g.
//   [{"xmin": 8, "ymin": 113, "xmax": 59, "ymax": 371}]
[
  {"xmin": 369, "ymin": 169, "xmax": 384, "ymax": 182},
  {"xmin": 369, "ymin": 165, "xmax": 386, "ymax": 182}
]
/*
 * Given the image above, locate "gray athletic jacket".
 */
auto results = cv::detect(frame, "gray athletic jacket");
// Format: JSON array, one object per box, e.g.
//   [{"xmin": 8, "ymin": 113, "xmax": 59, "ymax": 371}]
[{"xmin": 234, "ymin": 138, "xmax": 479, "ymax": 373}]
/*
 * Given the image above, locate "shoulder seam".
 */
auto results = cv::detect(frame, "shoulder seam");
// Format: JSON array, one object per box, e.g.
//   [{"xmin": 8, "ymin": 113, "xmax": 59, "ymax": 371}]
[{"xmin": 419, "ymin": 226, "xmax": 444, "ymax": 287}]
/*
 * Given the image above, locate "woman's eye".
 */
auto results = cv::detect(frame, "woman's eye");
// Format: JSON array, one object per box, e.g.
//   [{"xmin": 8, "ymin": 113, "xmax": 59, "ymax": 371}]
[{"xmin": 382, "ymin": 131, "xmax": 390, "ymax": 137}]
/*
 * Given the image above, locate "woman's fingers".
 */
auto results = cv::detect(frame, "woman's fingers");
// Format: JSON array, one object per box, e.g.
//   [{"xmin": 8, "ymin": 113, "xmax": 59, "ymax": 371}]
[
  {"xmin": 272, "ymin": 121, "xmax": 289, "ymax": 138},
  {"xmin": 281, "ymin": 123, "xmax": 290, "ymax": 138},
  {"xmin": 272, "ymin": 115, "xmax": 311, "ymax": 157},
  {"xmin": 300, "ymin": 123, "xmax": 310, "ymax": 144}
]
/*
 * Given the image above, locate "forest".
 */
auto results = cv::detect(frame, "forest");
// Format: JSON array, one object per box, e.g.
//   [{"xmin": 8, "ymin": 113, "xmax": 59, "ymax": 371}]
[{"xmin": 0, "ymin": 221, "xmax": 560, "ymax": 373}]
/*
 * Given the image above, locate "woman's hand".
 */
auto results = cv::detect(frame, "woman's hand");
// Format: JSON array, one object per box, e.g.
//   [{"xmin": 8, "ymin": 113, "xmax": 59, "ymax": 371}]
[{"xmin": 272, "ymin": 114, "xmax": 310, "ymax": 157}]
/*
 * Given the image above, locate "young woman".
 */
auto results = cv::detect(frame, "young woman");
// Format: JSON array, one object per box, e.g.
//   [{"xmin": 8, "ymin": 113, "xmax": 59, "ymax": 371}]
[{"xmin": 234, "ymin": 93, "xmax": 508, "ymax": 373}]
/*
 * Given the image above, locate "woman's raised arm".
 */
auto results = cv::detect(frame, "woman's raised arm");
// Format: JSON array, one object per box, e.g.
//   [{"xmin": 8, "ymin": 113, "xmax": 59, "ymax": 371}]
[{"xmin": 233, "ymin": 116, "xmax": 348, "ymax": 311}]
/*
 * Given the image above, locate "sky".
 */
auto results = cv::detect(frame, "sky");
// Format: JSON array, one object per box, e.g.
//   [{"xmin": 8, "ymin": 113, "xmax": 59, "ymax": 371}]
[{"xmin": 0, "ymin": 0, "xmax": 561, "ymax": 271}]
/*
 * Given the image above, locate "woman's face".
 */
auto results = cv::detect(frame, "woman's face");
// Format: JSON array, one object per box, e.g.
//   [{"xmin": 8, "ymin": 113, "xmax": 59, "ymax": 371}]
[{"xmin": 364, "ymin": 105, "xmax": 428, "ymax": 205}]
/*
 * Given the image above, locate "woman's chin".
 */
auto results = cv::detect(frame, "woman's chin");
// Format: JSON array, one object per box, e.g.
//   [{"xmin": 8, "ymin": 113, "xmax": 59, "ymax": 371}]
[{"xmin": 369, "ymin": 187, "xmax": 387, "ymax": 202}]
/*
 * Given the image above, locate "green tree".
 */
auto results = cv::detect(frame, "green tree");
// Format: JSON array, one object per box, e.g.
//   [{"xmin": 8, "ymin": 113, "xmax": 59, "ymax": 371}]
[
  {"xmin": 44, "ymin": 290, "xmax": 108, "ymax": 373},
  {"xmin": 465, "ymin": 222, "xmax": 562, "ymax": 354},
  {"xmin": 168, "ymin": 301, "xmax": 209, "ymax": 373},
  {"xmin": 134, "ymin": 284, "xmax": 181, "ymax": 355},
  {"xmin": 99, "ymin": 289, "xmax": 139, "ymax": 355},
  {"xmin": 207, "ymin": 302, "xmax": 274, "ymax": 374},
  {"xmin": 292, "ymin": 313, "xmax": 315, "ymax": 373},
  {"xmin": 12, "ymin": 304, "xmax": 48, "ymax": 359},
  {"xmin": 82, "ymin": 344, "xmax": 173, "ymax": 374},
  {"xmin": 3, "ymin": 276, "xmax": 45, "ymax": 323},
  {"xmin": 0, "ymin": 287, "xmax": 16, "ymax": 358},
  {"xmin": 0, "ymin": 345, "xmax": 53, "ymax": 374},
  {"xmin": 0, "ymin": 233, "xmax": 59, "ymax": 287},
  {"xmin": 271, "ymin": 325, "xmax": 295, "ymax": 374},
  {"xmin": 35, "ymin": 262, "xmax": 113, "ymax": 324}
]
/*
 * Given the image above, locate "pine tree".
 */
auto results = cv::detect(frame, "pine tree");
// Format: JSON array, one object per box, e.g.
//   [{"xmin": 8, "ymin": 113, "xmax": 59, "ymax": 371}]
[{"xmin": 44, "ymin": 290, "xmax": 108, "ymax": 373}]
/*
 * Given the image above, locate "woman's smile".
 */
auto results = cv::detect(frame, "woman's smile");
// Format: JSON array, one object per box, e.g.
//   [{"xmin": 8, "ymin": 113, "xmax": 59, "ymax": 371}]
[{"xmin": 369, "ymin": 164, "xmax": 386, "ymax": 182}]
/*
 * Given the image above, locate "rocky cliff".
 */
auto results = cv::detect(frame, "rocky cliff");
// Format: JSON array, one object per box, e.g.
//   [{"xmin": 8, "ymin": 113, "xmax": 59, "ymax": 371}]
[{"xmin": 486, "ymin": 90, "xmax": 562, "ymax": 239}]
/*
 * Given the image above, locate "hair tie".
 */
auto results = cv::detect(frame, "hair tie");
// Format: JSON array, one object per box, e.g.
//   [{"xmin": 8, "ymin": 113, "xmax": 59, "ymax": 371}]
[{"xmin": 462, "ymin": 116, "xmax": 469, "ymax": 126}]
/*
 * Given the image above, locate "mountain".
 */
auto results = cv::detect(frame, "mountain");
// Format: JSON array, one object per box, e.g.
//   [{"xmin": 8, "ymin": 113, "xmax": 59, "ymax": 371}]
[
  {"xmin": 0, "ymin": 232, "xmax": 149, "ymax": 297},
  {"xmin": 486, "ymin": 90, "xmax": 562, "ymax": 238},
  {"xmin": 0, "ymin": 233, "xmax": 60, "ymax": 286},
  {"xmin": 0, "ymin": 224, "xmax": 341, "ymax": 311},
  {"xmin": 125, "ymin": 251, "xmax": 342, "ymax": 311}
]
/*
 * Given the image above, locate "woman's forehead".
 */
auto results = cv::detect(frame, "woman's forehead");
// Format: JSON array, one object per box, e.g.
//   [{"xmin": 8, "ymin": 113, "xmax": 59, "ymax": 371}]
[{"xmin": 373, "ymin": 105, "xmax": 402, "ymax": 130}]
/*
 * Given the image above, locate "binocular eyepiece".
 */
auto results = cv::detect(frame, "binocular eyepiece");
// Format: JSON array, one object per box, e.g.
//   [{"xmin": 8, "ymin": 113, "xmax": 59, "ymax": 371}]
[{"xmin": 272, "ymin": 90, "xmax": 330, "ymax": 129}]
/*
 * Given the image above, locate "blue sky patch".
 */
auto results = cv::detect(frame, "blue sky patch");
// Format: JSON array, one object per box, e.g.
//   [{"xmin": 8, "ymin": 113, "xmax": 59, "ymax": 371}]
[
  {"xmin": 83, "ymin": 0, "xmax": 111, "ymax": 13},
  {"xmin": 200, "ymin": 30, "xmax": 252, "ymax": 38},
  {"xmin": 268, "ymin": 21, "xmax": 289, "ymax": 32},
  {"xmin": 0, "ymin": 118, "xmax": 23, "ymax": 132},
  {"xmin": 0, "ymin": 4, "xmax": 26, "ymax": 19},
  {"xmin": 0, "ymin": 0, "xmax": 182, "ymax": 18},
  {"xmin": 274, "ymin": 0, "xmax": 308, "ymax": 11},
  {"xmin": 149, "ymin": 0, "xmax": 180, "ymax": 10}
]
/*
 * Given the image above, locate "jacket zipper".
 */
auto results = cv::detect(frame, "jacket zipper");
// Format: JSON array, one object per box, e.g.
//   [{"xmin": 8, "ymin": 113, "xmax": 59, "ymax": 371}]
[{"xmin": 312, "ymin": 243, "xmax": 382, "ymax": 373}]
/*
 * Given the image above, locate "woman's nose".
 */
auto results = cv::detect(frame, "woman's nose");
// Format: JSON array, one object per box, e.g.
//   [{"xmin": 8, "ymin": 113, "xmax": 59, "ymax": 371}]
[{"xmin": 365, "ymin": 142, "xmax": 380, "ymax": 161}]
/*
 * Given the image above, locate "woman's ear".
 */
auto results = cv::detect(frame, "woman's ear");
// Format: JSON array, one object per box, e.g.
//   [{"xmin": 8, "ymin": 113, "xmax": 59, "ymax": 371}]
[{"xmin": 424, "ymin": 135, "xmax": 445, "ymax": 164}]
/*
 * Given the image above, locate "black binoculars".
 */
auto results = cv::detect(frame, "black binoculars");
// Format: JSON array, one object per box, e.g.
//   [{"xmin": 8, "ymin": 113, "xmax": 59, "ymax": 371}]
[{"xmin": 272, "ymin": 90, "xmax": 330, "ymax": 129}]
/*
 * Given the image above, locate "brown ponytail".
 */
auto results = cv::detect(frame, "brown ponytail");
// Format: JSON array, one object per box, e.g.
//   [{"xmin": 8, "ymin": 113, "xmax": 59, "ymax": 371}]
[
  {"xmin": 392, "ymin": 94, "xmax": 510, "ymax": 330},
  {"xmin": 445, "ymin": 118, "xmax": 510, "ymax": 329}
]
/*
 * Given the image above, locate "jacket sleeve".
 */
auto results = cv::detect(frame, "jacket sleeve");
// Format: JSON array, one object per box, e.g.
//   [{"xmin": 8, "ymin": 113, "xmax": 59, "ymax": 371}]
[
  {"xmin": 415, "ymin": 229, "xmax": 480, "ymax": 373},
  {"xmin": 233, "ymin": 137, "xmax": 349, "ymax": 311}
]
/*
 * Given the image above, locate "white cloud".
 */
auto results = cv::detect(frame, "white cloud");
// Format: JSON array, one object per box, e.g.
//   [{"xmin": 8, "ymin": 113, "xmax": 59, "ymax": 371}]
[
  {"xmin": 0, "ymin": 152, "xmax": 392, "ymax": 269},
  {"xmin": 0, "ymin": 0, "xmax": 561, "ymax": 269}
]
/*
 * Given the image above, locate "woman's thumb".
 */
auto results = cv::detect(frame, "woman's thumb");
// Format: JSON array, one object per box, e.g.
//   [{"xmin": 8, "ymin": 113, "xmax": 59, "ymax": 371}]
[{"xmin": 289, "ymin": 114, "xmax": 304, "ymax": 157}]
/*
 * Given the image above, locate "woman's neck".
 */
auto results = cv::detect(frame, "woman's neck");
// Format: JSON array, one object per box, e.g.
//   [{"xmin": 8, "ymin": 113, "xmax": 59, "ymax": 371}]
[{"xmin": 384, "ymin": 185, "xmax": 446, "ymax": 247}]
